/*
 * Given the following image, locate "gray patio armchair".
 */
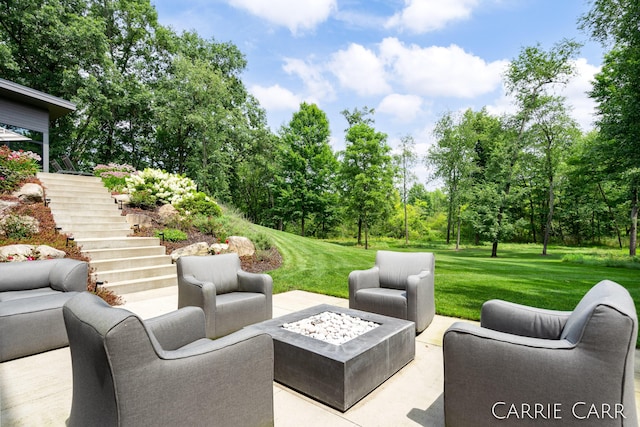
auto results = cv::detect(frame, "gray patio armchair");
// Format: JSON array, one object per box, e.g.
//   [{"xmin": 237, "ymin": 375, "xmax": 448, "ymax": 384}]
[
  {"xmin": 348, "ymin": 250, "xmax": 435, "ymax": 333},
  {"xmin": 177, "ymin": 253, "xmax": 273, "ymax": 339},
  {"xmin": 63, "ymin": 292, "xmax": 274, "ymax": 427},
  {"xmin": 443, "ymin": 280, "xmax": 638, "ymax": 427}
]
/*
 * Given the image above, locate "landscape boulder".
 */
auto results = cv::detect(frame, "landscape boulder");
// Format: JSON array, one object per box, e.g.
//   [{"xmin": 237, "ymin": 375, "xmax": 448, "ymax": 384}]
[
  {"xmin": 170, "ymin": 242, "xmax": 210, "ymax": 262},
  {"xmin": 125, "ymin": 213, "xmax": 154, "ymax": 229},
  {"xmin": 210, "ymin": 242, "xmax": 229, "ymax": 254},
  {"xmin": 226, "ymin": 236, "xmax": 255, "ymax": 257},
  {"xmin": 13, "ymin": 183, "xmax": 43, "ymax": 203},
  {"xmin": 158, "ymin": 204, "xmax": 180, "ymax": 225},
  {"xmin": 112, "ymin": 194, "xmax": 130, "ymax": 207},
  {"xmin": 0, "ymin": 244, "xmax": 65, "ymax": 261},
  {"xmin": 0, "ymin": 200, "xmax": 17, "ymax": 214}
]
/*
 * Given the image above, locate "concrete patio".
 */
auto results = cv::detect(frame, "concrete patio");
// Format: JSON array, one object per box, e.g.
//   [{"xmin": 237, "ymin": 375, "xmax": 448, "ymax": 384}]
[{"xmin": 1, "ymin": 287, "xmax": 639, "ymax": 426}]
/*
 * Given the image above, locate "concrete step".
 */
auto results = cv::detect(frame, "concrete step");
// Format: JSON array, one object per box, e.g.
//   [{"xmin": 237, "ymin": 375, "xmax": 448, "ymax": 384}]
[
  {"xmin": 46, "ymin": 195, "xmax": 115, "ymax": 205},
  {"xmin": 83, "ymin": 245, "xmax": 167, "ymax": 261},
  {"xmin": 91, "ymin": 255, "xmax": 173, "ymax": 272},
  {"xmin": 48, "ymin": 200, "xmax": 116, "ymax": 209},
  {"xmin": 67, "ymin": 229, "xmax": 132, "ymax": 239},
  {"xmin": 37, "ymin": 172, "xmax": 102, "ymax": 183},
  {"xmin": 44, "ymin": 184, "xmax": 109, "ymax": 195},
  {"xmin": 102, "ymin": 276, "xmax": 178, "ymax": 294},
  {"xmin": 93, "ymin": 264, "xmax": 177, "ymax": 283},
  {"xmin": 58, "ymin": 222, "xmax": 131, "ymax": 232},
  {"xmin": 55, "ymin": 215, "xmax": 127, "ymax": 225},
  {"xmin": 49, "ymin": 208, "xmax": 124, "ymax": 218},
  {"xmin": 75, "ymin": 237, "xmax": 161, "ymax": 250}
]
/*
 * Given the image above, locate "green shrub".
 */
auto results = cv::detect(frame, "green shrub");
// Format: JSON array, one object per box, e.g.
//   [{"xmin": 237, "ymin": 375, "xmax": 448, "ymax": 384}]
[
  {"xmin": 174, "ymin": 192, "xmax": 222, "ymax": 217},
  {"xmin": 128, "ymin": 189, "xmax": 157, "ymax": 209},
  {"xmin": 1, "ymin": 214, "xmax": 37, "ymax": 239},
  {"xmin": 125, "ymin": 168, "xmax": 196, "ymax": 205},
  {"xmin": 0, "ymin": 145, "xmax": 40, "ymax": 194},
  {"xmin": 94, "ymin": 163, "xmax": 136, "ymax": 192},
  {"xmin": 155, "ymin": 228, "xmax": 188, "ymax": 242}
]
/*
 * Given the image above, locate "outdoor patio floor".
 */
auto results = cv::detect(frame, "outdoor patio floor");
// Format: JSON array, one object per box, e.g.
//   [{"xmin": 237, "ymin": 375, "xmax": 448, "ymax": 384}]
[{"xmin": 2, "ymin": 288, "xmax": 640, "ymax": 426}]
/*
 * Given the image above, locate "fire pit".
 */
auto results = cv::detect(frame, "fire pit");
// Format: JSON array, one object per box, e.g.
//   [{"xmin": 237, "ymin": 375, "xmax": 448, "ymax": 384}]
[
  {"xmin": 282, "ymin": 311, "xmax": 379, "ymax": 345},
  {"xmin": 246, "ymin": 304, "xmax": 415, "ymax": 411}
]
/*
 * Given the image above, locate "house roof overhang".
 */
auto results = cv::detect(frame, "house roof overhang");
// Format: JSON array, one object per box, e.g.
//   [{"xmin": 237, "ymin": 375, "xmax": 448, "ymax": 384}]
[{"xmin": 0, "ymin": 78, "xmax": 76, "ymax": 120}]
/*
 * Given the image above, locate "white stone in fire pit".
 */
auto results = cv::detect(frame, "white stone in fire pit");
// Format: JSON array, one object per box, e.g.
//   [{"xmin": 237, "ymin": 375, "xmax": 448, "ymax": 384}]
[{"xmin": 282, "ymin": 311, "xmax": 379, "ymax": 345}]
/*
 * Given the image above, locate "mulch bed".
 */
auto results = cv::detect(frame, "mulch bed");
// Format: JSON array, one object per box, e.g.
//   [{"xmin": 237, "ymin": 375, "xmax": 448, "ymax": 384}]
[{"xmin": 122, "ymin": 206, "xmax": 283, "ymax": 274}]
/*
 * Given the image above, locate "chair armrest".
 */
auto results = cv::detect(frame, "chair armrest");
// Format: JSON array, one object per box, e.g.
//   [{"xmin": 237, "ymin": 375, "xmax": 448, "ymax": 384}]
[
  {"xmin": 349, "ymin": 267, "xmax": 380, "ymax": 307},
  {"xmin": 177, "ymin": 276, "xmax": 217, "ymax": 338},
  {"xmin": 237, "ymin": 270, "xmax": 272, "ymax": 295},
  {"xmin": 145, "ymin": 306, "xmax": 206, "ymax": 351},
  {"xmin": 406, "ymin": 270, "xmax": 435, "ymax": 331},
  {"xmin": 49, "ymin": 259, "xmax": 88, "ymax": 292},
  {"xmin": 349, "ymin": 267, "xmax": 380, "ymax": 292},
  {"xmin": 162, "ymin": 328, "xmax": 272, "ymax": 360},
  {"xmin": 481, "ymin": 299, "xmax": 572, "ymax": 339}
]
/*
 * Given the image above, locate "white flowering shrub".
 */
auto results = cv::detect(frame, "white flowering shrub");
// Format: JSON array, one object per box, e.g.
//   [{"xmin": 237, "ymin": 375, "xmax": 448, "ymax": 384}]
[{"xmin": 125, "ymin": 168, "xmax": 197, "ymax": 206}]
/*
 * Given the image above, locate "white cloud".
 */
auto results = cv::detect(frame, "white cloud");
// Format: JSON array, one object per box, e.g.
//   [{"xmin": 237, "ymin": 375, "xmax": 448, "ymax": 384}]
[
  {"xmin": 377, "ymin": 94, "xmax": 424, "ymax": 122},
  {"xmin": 283, "ymin": 58, "xmax": 335, "ymax": 102},
  {"xmin": 386, "ymin": 0, "xmax": 479, "ymax": 34},
  {"xmin": 379, "ymin": 38, "xmax": 507, "ymax": 98},
  {"xmin": 561, "ymin": 58, "xmax": 599, "ymax": 131},
  {"xmin": 227, "ymin": 0, "xmax": 337, "ymax": 34},
  {"xmin": 249, "ymin": 84, "xmax": 301, "ymax": 111},
  {"xmin": 328, "ymin": 43, "xmax": 392, "ymax": 96}
]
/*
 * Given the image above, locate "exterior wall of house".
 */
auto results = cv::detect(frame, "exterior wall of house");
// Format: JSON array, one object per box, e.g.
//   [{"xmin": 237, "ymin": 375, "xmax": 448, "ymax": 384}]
[{"xmin": 0, "ymin": 98, "xmax": 50, "ymax": 172}]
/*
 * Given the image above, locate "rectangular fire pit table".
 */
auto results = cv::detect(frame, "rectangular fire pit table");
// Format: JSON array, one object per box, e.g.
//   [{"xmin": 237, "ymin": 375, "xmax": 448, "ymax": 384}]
[{"xmin": 245, "ymin": 304, "xmax": 415, "ymax": 411}]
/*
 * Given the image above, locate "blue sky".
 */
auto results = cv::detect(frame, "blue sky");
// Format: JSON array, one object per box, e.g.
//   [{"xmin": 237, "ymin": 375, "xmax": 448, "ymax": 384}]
[{"xmin": 151, "ymin": 0, "xmax": 603, "ymax": 186}]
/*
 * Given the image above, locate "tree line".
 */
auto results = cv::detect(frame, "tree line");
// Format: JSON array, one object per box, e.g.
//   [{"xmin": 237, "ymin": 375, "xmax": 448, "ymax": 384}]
[{"xmin": 1, "ymin": 0, "xmax": 637, "ymax": 255}]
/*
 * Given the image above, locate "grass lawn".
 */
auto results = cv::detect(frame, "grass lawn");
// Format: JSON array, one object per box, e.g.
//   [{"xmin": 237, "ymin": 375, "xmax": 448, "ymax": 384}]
[{"xmin": 259, "ymin": 226, "xmax": 640, "ymax": 344}]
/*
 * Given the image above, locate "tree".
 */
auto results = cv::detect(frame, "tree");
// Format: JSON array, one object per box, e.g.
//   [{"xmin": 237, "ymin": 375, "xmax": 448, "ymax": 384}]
[
  {"xmin": 395, "ymin": 135, "xmax": 417, "ymax": 245},
  {"xmin": 581, "ymin": 1, "xmax": 640, "ymax": 256},
  {"xmin": 489, "ymin": 39, "xmax": 580, "ymax": 257},
  {"xmin": 427, "ymin": 110, "xmax": 478, "ymax": 249},
  {"xmin": 275, "ymin": 103, "xmax": 337, "ymax": 237},
  {"xmin": 339, "ymin": 109, "xmax": 396, "ymax": 249},
  {"xmin": 527, "ymin": 97, "xmax": 580, "ymax": 254}
]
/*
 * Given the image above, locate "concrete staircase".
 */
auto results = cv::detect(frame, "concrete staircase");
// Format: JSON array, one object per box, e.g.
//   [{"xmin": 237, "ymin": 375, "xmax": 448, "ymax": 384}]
[{"xmin": 37, "ymin": 172, "xmax": 177, "ymax": 295}]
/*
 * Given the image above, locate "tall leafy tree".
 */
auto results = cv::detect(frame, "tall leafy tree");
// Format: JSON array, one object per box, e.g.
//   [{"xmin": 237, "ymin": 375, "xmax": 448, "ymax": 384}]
[
  {"xmin": 395, "ymin": 135, "xmax": 417, "ymax": 245},
  {"xmin": 490, "ymin": 39, "xmax": 580, "ymax": 256},
  {"xmin": 581, "ymin": 0, "xmax": 640, "ymax": 255},
  {"xmin": 527, "ymin": 97, "xmax": 580, "ymax": 254},
  {"xmin": 427, "ymin": 110, "xmax": 478, "ymax": 248},
  {"xmin": 339, "ymin": 109, "xmax": 396, "ymax": 249},
  {"xmin": 275, "ymin": 103, "xmax": 337, "ymax": 237}
]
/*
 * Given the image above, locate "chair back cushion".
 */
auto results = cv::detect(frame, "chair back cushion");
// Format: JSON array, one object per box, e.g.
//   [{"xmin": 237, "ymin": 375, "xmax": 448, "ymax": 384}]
[
  {"xmin": 375, "ymin": 251, "xmax": 434, "ymax": 290},
  {"xmin": 177, "ymin": 254, "xmax": 241, "ymax": 294},
  {"xmin": 63, "ymin": 292, "xmax": 139, "ymax": 426},
  {"xmin": 561, "ymin": 280, "xmax": 637, "ymax": 344},
  {"xmin": 0, "ymin": 259, "xmax": 56, "ymax": 291}
]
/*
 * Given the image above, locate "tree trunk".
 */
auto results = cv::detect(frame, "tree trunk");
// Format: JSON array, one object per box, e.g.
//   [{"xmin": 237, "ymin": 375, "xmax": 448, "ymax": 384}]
[
  {"xmin": 404, "ymin": 200, "xmax": 409, "ymax": 245},
  {"xmin": 357, "ymin": 217, "xmax": 362, "ymax": 246},
  {"xmin": 455, "ymin": 205, "xmax": 461, "ymax": 251},
  {"xmin": 630, "ymin": 186, "xmax": 638, "ymax": 257},
  {"xmin": 598, "ymin": 183, "xmax": 623, "ymax": 249},
  {"xmin": 364, "ymin": 220, "xmax": 369, "ymax": 250},
  {"xmin": 491, "ymin": 241, "xmax": 498, "ymax": 257},
  {"xmin": 542, "ymin": 179, "xmax": 554, "ymax": 256},
  {"xmin": 446, "ymin": 193, "xmax": 453, "ymax": 244}
]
